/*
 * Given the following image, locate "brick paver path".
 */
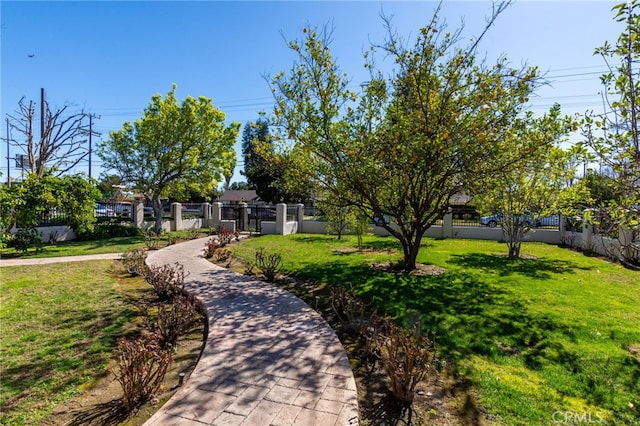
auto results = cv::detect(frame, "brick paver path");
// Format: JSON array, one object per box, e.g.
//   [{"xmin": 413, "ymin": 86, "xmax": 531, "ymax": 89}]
[{"xmin": 143, "ymin": 237, "xmax": 359, "ymax": 426}]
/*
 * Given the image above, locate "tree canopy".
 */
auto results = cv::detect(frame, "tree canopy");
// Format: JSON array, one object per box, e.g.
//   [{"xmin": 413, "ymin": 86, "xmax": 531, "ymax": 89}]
[
  {"xmin": 580, "ymin": 0, "xmax": 639, "ymax": 265},
  {"xmin": 271, "ymin": 3, "xmax": 548, "ymax": 269},
  {"xmin": 472, "ymin": 105, "xmax": 589, "ymax": 257},
  {"xmin": 0, "ymin": 172, "xmax": 100, "ymax": 250},
  {"xmin": 99, "ymin": 85, "xmax": 239, "ymax": 233}
]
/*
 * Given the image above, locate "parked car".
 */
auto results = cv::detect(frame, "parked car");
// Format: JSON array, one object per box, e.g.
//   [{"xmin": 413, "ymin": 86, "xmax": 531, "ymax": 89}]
[
  {"xmin": 113, "ymin": 202, "xmax": 132, "ymax": 217},
  {"xmin": 480, "ymin": 212, "xmax": 534, "ymax": 228},
  {"xmin": 535, "ymin": 214, "xmax": 560, "ymax": 228},
  {"xmin": 95, "ymin": 203, "xmax": 116, "ymax": 217},
  {"xmin": 373, "ymin": 215, "xmax": 390, "ymax": 226}
]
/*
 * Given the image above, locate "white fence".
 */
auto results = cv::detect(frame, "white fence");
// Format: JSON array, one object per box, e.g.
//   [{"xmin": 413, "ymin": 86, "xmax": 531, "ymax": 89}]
[{"xmin": 19, "ymin": 202, "xmax": 636, "ymax": 263}]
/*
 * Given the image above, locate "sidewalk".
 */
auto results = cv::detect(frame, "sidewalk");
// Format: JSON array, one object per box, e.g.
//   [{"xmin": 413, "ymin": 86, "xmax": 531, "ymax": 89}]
[
  {"xmin": 143, "ymin": 238, "xmax": 359, "ymax": 426},
  {"xmin": 0, "ymin": 252, "xmax": 121, "ymax": 267}
]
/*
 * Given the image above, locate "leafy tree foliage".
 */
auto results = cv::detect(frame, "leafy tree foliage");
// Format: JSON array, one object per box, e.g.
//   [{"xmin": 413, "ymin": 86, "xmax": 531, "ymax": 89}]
[
  {"xmin": 229, "ymin": 181, "xmax": 250, "ymax": 191},
  {"xmin": 580, "ymin": 0, "xmax": 639, "ymax": 265},
  {"xmin": 0, "ymin": 172, "xmax": 100, "ymax": 250},
  {"xmin": 241, "ymin": 118, "xmax": 280, "ymax": 202},
  {"xmin": 473, "ymin": 106, "xmax": 589, "ymax": 257},
  {"xmin": 99, "ymin": 85, "xmax": 239, "ymax": 233},
  {"xmin": 271, "ymin": 4, "xmax": 546, "ymax": 270},
  {"xmin": 240, "ymin": 117, "xmax": 312, "ymax": 203},
  {"xmin": 7, "ymin": 96, "xmax": 92, "ymax": 177}
]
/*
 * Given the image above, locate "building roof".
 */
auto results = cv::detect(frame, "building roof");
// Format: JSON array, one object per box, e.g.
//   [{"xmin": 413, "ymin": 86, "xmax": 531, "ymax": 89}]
[{"xmin": 218, "ymin": 190, "xmax": 260, "ymax": 202}]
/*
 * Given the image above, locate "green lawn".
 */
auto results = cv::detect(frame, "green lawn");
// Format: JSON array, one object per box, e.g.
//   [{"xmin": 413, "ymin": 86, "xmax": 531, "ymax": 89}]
[
  {"xmin": 0, "ymin": 236, "xmax": 146, "ymax": 259},
  {"xmin": 0, "ymin": 261, "xmax": 140, "ymax": 425},
  {"xmin": 0, "ymin": 228, "xmax": 213, "ymax": 259},
  {"xmin": 230, "ymin": 234, "xmax": 640, "ymax": 425}
]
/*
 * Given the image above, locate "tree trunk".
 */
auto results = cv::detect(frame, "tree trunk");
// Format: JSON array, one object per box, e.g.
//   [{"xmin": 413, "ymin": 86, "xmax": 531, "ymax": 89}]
[
  {"xmin": 152, "ymin": 194, "xmax": 163, "ymax": 235},
  {"xmin": 399, "ymin": 230, "xmax": 423, "ymax": 270},
  {"xmin": 508, "ymin": 240, "xmax": 521, "ymax": 258}
]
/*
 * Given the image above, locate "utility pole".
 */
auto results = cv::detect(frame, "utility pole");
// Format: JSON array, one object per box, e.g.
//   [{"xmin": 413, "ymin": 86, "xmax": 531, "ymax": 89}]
[
  {"xmin": 5, "ymin": 118, "xmax": 10, "ymax": 184},
  {"xmin": 87, "ymin": 113, "xmax": 101, "ymax": 179},
  {"xmin": 40, "ymin": 88, "xmax": 45, "ymax": 141}
]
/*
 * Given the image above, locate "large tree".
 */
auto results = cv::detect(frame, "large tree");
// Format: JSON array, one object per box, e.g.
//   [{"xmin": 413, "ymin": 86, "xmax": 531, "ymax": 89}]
[
  {"xmin": 7, "ymin": 95, "xmax": 93, "ymax": 176},
  {"xmin": 580, "ymin": 0, "xmax": 639, "ymax": 265},
  {"xmin": 241, "ymin": 117, "xmax": 281, "ymax": 202},
  {"xmin": 473, "ymin": 106, "xmax": 588, "ymax": 257},
  {"xmin": 99, "ymin": 85, "xmax": 239, "ymax": 233},
  {"xmin": 271, "ymin": 3, "xmax": 545, "ymax": 270}
]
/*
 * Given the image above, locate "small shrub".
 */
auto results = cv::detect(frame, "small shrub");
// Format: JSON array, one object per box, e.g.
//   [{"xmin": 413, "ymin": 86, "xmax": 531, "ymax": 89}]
[
  {"xmin": 203, "ymin": 237, "xmax": 221, "ymax": 259},
  {"xmin": 144, "ymin": 229, "xmax": 161, "ymax": 250},
  {"xmin": 213, "ymin": 248, "xmax": 233, "ymax": 263},
  {"xmin": 8, "ymin": 227, "xmax": 43, "ymax": 253},
  {"xmin": 364, "ymin": 319, "xmax": 437, "ymax": 403},
  {"xmin": 254, "ymin": 247, "xmax": 282, "ymax": 282},
  {"xmin": 330, "ymin": 285, "xmax": 373, "ymax": 332},
  {"xmin": 121, "ymin": 248, "xmax": 148, "ymax": 276},
  {"xmin": 187, "ymin": 228, "xmax": 200, "ymax": 240},
  {"xmin": 141, "ymin": 295, "xmax": 202, "ymax": 350},
  {"xmin": 78, "ymin": 222, "xmax": 141, "ymax": 240},
  {"xmin": 166, "ymin": 232, "xmax": 178, "ymax": 246},
  {"xmin": 113, "ymin": 335, "xmax": 173, "ymax": 412},
  {"xmin": 146, "ymin": 262, "xmax": 186, "ymax": 301},
  {"xmin": 216, "ymin": 226, "xmax": 234, "ymax": 246}
]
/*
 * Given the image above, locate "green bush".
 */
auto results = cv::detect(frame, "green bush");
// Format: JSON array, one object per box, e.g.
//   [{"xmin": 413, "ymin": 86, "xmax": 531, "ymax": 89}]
[
  {"xmin": 78, "ymin": 222, "xmax": 141, "ymax": 241},
  {"xmin": 7, "ymin": 228, "xmax": 43, "ymax": 253}
]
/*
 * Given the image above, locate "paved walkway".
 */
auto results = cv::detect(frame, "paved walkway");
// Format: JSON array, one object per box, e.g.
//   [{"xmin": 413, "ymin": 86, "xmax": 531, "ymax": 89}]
[
  {"xmin": 143, "ymin": 238, "xmax": 359, "ymax": 426},
  {"xmin": 0, "ymin": 253, "xmax": 121, "ymax": 267}
]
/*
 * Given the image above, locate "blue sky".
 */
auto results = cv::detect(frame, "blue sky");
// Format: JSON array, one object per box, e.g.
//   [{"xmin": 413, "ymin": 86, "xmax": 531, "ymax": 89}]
[{"xmin": 1, "ymin": 1, "xmax": 621, "ymax": 185}]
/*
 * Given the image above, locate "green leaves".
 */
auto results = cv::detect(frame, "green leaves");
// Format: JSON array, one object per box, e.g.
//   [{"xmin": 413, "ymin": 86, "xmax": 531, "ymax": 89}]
[
  {"xmin": 270, "ymin": 7, "xmax": 550, "ymax": 269},
  {"xmin": 99, "ymin": 85, "xmax": 240, "ymax": 232}
]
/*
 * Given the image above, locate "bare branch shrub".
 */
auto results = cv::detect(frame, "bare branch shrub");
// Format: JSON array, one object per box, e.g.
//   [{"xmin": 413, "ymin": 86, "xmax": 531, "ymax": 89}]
[
  {"xmin": 253, "ymin": 247, "xmax": 282, "ymax": 282},
  {"xmin": 146, "ymin": 262, "xmax": 186, "ymax": 301},
  {"xmin": 113, "ymin": 335, "xmax": 173, "ymax": 412},
  {"xmin": 141, "ymin": 295, "xmax": 202, "ymax": 350},
  {"xmin": 364, "ymin": 319, "xmax": 437, "ymax": 403},
  {"xmin": 330, "ymin": 285, "xmax": 374, "ymax": 332},
  {"xmin": 121, "ymin": 248, "xmax": 148, "ymax": 276}
]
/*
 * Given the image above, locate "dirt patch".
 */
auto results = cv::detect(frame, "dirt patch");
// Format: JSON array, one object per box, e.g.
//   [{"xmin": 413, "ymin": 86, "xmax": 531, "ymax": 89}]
[
  {"xmin": 628, "ymin": 343, "xmax": 640, "ymax": 362},
  {"xmin": 333, "ymin": 247, "xmax": 397, "ymax": 255},
  {"xmin": 41, "ymin": 263, "xmax": 206, "ymax": 426},
  {"xmin": 371, "ymin": 262, "xmax": 447, "ymax": 276}
]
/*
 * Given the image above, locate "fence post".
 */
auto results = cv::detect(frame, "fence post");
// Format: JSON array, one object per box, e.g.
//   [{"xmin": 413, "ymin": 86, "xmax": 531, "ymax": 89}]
[
  {"xmin": 133, "ymin": 201, "xmax": 145, "ymax": 229},
  {"xmin": 171, "ymin": 202, "xmax": 182, "ymax": 232},
  {"xmin": 442, "ymin": 208, "xmax": 453, "ymax": 239},
  {"xmin": 239, "ymin": 202, "xmax": 248, "ymax": 231},
  {"xmin": 296, "ymin": 203, "xmax": 305, "ymax": 233},
  {"xmin": 211, "ymin": 202, "xmax": 222, "ymax": 229},
  {"xmin": 202, "ymin": 202, "xmax": 211, "ymax": 220},
  {"xmin": 583, "ymin": 212, "xmax": 593, "ymax": 252},
  {"xmin": 276, "ymin": 203, "xmax": 287, "ymax": 235}
]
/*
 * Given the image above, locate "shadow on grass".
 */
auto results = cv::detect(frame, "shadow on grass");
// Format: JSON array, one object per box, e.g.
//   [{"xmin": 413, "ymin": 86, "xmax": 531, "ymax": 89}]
[
  {"xmin": 66, "ymin": 400, "xmax": 129, "ymax": 426},
  {"xmin": 291, "ymin": 258, "xmax": 577, "ymax": 363},
  {"xmin": 448, "ymin": 252, "xmax": 593, "ymax": 279}
]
